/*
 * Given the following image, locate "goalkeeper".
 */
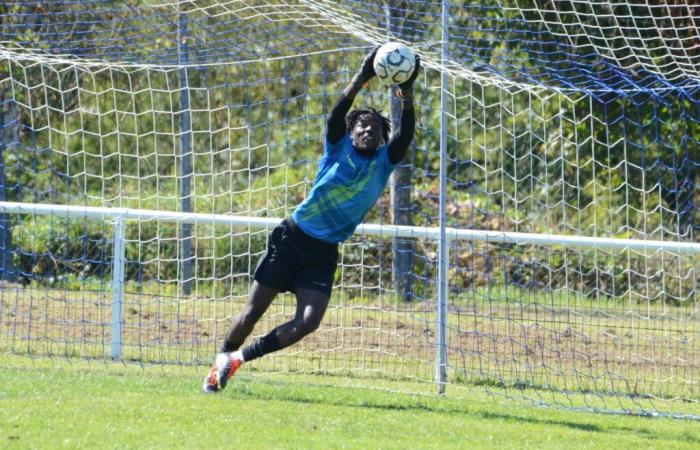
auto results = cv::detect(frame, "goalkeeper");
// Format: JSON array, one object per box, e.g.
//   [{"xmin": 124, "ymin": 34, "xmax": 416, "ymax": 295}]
[{"xmin": 203, "ymin": 47, "xmax": 420, "ymax": 393}]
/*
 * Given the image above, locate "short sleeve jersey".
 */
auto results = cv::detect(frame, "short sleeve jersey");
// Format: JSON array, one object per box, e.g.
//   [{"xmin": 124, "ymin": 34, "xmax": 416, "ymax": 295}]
[{"xmin": 292, "ymin": 134, "xmax": 396, "ymax": 243}]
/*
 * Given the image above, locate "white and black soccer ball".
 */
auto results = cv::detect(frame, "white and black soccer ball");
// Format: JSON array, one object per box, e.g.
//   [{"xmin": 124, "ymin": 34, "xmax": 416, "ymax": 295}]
[{"xmin": 373, "ymin": 42, "xmax": 416, "ymax": 85}]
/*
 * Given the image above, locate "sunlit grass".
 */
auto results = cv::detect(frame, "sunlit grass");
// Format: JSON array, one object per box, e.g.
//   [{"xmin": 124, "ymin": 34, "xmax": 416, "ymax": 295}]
[{"xmin": 0, "ymin": 354, "xmax": 699, "ymax": 449}]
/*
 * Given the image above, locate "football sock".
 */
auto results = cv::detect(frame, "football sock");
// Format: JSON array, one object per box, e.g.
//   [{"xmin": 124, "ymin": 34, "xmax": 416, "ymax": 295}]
[
  {"xmin": 241, "ymin": 329, "xmax": 283, "ymax": 362},
  {"xmin": 231, "ymin": 350, "xmax": 244, "ymax": 363},
  {"xmin": 220, "ymin": 340, "xmax": 235, "ymax": 354}
]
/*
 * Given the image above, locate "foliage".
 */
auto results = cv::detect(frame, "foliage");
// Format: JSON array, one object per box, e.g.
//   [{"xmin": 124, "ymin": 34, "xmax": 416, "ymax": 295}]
[{"xmin": 0, "ymin": 1, "xmax": 696, "ymax": 302}]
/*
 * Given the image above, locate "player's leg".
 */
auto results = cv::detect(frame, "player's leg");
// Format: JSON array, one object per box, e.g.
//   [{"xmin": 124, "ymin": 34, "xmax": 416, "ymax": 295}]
[
  {"xmin": 221, "ymin": 280, "xmax": 278, "ymax": 353},
  {"xmin": 235, "ymin": 221, "xmax": 338, "ymax": 356},
  {"xmin": 203, "ymin": 219, "xmax": 337, "ymax": 393},
  {"xmin": 276, "ymin": 288, "xmax": 330, "ymax": 347},
  {"xmin": 230, "ymin": 230, "xmax": 337, "ymax": 364},
  {"xmin": 260, "ymin": 228, "xmax": 337, "ymax": 350},
  {"xmin": 203, "ymin": 221, "xmax": 294, "ymax": 393},
  {"xmin": 202, "ymin": 282, "xmax": 278, "ymax": 393},
  {"xmin": 236, "ymin": 288, "xmax": 330, "ymax": 364},
  {"xmin": 204, "ymin": 288, "xmax": 328, "ymax": 393}
]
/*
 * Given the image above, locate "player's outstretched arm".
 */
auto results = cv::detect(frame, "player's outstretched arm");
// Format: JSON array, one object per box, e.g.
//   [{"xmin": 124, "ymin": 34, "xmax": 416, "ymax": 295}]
[
  {"xmin": 326, "ymin": 46, "xmax": 380, "ymax": 145},
  {"xmin": 388, "ymin": 55, "xmax": 420, "ymax": 165}
]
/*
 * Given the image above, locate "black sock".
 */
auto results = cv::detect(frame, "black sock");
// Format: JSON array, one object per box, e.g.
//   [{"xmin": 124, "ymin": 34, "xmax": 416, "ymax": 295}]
[
  {"xmin": 220, "ymin": 341, "xmax": 236, "ymax": 354},
  {"xmin": 241, "ymin": 329, "xmax": 283, "ymax": 362}
]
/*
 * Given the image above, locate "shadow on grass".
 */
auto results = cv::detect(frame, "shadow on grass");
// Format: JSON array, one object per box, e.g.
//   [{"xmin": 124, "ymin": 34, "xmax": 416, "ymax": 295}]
[{"xmin": 229, "ymin": 378, "xmax": 700, "ymax": 445}]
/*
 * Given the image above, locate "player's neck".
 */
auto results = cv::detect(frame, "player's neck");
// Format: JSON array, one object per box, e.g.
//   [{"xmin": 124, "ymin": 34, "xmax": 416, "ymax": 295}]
[{"xmin": 354, "ymin": 147, "xmax": 376, "ymax": 158}]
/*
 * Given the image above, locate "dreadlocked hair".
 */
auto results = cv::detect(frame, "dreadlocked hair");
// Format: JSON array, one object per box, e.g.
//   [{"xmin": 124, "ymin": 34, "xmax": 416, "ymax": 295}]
[{"xmin": 345, "ymin": 108, "xmax": 391, "ymax": 144}]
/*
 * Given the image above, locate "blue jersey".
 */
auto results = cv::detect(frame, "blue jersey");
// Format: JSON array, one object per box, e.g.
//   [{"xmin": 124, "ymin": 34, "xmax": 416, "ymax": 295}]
[{"xmin": 292, "ymin": 134, "xmax": 397, "ymax": 243}]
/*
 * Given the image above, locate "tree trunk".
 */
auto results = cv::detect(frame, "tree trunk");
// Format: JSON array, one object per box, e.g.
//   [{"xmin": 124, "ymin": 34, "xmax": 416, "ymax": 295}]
[
  {"xmin": 387, "ymin": 1, "xmax": 414, "ymax": 301},
  {"xmin": 389, "ymin": 111, "xmax": 414, "ymax": 300}
]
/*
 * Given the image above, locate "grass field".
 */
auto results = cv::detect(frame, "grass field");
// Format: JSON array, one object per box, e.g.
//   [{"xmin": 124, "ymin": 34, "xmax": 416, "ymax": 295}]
[{"xmin": 1, "ymin": 354, "xmax": 699, "ymax": 449}]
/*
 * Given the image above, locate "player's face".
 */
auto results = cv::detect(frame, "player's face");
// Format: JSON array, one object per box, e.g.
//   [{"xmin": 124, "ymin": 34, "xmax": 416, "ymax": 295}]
[{"xmin": 350, "ymin": 113, "xmax": 382, "ymax": 152}]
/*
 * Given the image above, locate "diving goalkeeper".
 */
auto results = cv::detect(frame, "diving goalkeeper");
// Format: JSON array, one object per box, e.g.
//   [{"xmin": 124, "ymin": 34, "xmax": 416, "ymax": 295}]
[{"xmin": 203, "ymin": 47, "xmax": 420, "ymax": 393}]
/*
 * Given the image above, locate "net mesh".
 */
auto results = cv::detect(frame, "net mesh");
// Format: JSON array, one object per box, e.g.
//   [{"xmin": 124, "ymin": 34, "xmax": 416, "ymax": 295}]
[{"xmin": 0, "ymin": 0, "xmax": 698, "ymax": 418}]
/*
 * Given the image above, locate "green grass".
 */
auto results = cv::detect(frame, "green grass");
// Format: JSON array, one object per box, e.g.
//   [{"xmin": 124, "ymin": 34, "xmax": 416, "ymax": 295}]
[{"xmin": 1, "ymin": 355, "xmax": 699, "ymax": 449}]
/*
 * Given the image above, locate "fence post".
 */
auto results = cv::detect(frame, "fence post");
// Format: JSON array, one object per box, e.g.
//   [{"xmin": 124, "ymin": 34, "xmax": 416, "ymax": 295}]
[
  {"xmin": 111, "ymin": 215, "xmax": 126, "ymax": 359},
  {"xmin": 436, "ymin": 0, "xmax": 450, "ymax": 396},
  {"xmin": 0, "ymin": 95, "xmax": 16, "ymax": 282}
]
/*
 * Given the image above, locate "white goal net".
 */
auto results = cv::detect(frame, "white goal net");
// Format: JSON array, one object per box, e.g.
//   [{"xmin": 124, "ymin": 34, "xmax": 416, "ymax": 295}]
[{"xmin": 0, "ymin": 0, "xmax": 698, "ymax": 418}]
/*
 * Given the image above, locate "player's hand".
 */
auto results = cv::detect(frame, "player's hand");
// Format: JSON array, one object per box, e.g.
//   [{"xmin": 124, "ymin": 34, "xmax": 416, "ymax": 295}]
[
  {"xmin": 398, "ymin": 54, "xmax": 420, "ymax": 91},
  {"xmin": 357, "ymin": 45, "xmax": 380, "ymax": 82}
]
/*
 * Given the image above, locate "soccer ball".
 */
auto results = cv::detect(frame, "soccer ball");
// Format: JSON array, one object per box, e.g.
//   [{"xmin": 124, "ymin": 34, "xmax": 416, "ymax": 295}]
[{"xmin": 373, "ymin": 42, "xmax": 416, "ymax": 85}]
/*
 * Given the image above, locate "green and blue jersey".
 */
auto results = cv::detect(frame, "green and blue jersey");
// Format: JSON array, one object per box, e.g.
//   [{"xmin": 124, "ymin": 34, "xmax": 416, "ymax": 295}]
[{"xmin": 292, "ymin": 134, "xmax": 396, "ymax": 243}]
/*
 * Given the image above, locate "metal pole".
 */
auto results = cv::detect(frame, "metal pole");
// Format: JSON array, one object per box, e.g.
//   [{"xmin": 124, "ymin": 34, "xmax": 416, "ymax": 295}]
[
  {"xmin": 178, "ymin": 11, "xmax": 193, "ymax": 296},
  {"xmin": 0, "ymin": 93, "xmax": 16, "ymax": 282},
  {"xmin": 0, "ymin": 93, "xmax": 12, "ymax": 282},
  {"xmin": 436, "ymin": 0, "xmax": 450, "ymax": 395},
  {"xmin": 110, "ymin": 215, "xmax": 126, "ymax": 359}
]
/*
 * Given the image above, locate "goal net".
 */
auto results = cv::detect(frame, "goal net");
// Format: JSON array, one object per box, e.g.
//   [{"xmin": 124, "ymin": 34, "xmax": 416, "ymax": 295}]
[{"xmin": 0, "ymin": 0, "xmax": 698, "ymax": 418}]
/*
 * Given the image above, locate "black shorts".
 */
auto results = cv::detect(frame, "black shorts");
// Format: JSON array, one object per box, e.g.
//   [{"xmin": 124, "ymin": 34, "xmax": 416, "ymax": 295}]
[{"xmin": 254, "ymin": 218, "xmax": 339, "ymax": 297}]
